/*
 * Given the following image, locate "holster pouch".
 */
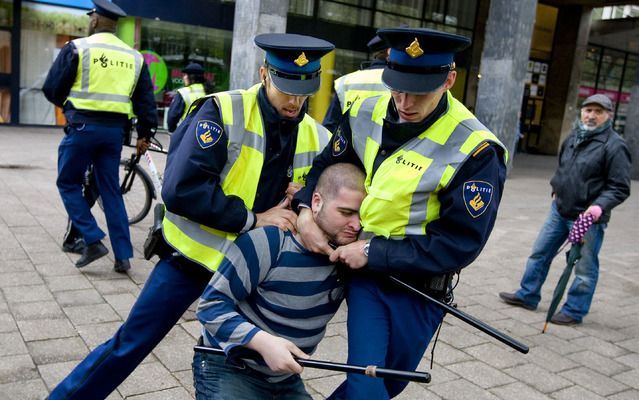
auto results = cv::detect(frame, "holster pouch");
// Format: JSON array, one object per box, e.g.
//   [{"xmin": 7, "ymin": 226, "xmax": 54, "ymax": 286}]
[{"xmin": 143, "ymin": 203, "xmax": 170, "ymax": 260}]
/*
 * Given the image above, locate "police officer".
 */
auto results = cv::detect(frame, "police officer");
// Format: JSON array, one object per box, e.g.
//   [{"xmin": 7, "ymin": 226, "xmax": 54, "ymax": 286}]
[
  {"xmin": 322, "ymin": 32, "xmax": 390, "ymax": 133},
  {"xmin": 43, "ymin": 0, "xmax": 157, "ymax": 273},
  {"xmin": 294, "ymin": 27, "xmax": 508, "ymax": 399},
  {"xmin": 166, "ymin": 62, "xmax": 209, "ymax": 132},
  {"xmin": 48, "ymin": 33, "xmax": 334, "ymax": 400}
]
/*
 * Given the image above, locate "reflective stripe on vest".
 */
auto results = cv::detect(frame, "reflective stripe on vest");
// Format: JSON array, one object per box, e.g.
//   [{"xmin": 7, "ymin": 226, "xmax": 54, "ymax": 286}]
[
  {"xmin": 350, "ymin": 91, "xmax": 507, "ymax": 239},
  {"xmin": 162, "ymin": 84, "xmax": 330, "ymax": 271},
  {"xmin": 177, "ymin": 83, "xmax": 206, "ymax": 121},
  {"xmin": 334, "ymin": 68, "xmax": 387, "ymax": 112},
  {"xmin": 67, "ymin": 33, "xmax": 143, "ymax": 115}
]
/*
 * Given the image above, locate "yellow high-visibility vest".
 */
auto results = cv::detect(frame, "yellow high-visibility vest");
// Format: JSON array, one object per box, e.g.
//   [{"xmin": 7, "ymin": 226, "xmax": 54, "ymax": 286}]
[
  {"xmin": 66, "ymin": 32, "xmax": 143, "ymax": 115},
  {"xmin": 177, "ymin": 83, "xmax": 206, "ymax": 121},
  {"xmin": 350, "ymin": 91, "xmax": 507, "ymax": 239},
  {"xmin": 163, "ymin": 84, "xmax": 330, "ymax": 271},
  {"xmin": 334, "ymin": 68, "xmax": 387, "ymax": 111}
]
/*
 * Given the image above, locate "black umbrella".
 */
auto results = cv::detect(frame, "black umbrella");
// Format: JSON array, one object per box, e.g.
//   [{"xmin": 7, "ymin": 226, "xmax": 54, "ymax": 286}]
[{"xmin": 542, "ymin": 213, "xmax": 594, "ymax": 333}]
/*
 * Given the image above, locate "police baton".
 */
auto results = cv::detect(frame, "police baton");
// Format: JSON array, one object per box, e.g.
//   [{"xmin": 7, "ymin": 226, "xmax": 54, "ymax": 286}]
[
  {"xmin": 390, "ymin": 276, "xmax": 529, "ymax": 354},
  {"xmin": 193, "ymin": 345, "xmax": 431, "ymax": 383}
]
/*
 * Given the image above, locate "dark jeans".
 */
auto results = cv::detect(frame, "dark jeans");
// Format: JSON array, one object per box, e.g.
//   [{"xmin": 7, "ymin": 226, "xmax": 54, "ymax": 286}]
[
  {"xmin": 48, "ymin": 256, "xmax": 212, "ymax": 399},
  {"xmin": 192, "ymin": 351, "xmax": 312, "ymax": 400}
]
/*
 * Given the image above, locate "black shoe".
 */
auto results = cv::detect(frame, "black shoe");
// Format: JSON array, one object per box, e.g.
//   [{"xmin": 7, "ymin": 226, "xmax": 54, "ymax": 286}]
[
  {"xmin": 550, "ymin": 312, "xmax": 581, "ymax": 326},
  {"xmin": 75, "ymin": 241, "xmax": 109, "ymax": 268},
  {"xmin": 114, "ymin": 259, "xmax": 131, "ymax": 273},
  {"xmin": 62, "ymin": 237, "xmax": 86, "ymax": 254},
  {"xmin": 499, "ymin": 292, "xmax": 537, "ymax": 311}
]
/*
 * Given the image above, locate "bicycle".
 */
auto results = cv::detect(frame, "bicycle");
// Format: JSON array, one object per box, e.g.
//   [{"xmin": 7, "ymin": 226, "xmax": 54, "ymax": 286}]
[{"xmin": 117, "ymin": 137, "xmax": 167, "ymax": 224}]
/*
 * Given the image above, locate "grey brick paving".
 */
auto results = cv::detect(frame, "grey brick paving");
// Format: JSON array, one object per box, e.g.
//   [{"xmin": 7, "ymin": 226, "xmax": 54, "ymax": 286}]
[{"xmin": 1, "ymin": 126, "xmax": 638, "ymax": 399}]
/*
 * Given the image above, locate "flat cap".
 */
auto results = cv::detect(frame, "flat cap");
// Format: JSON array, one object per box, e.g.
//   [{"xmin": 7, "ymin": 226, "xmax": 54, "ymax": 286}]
[{"xmin": 582, "ymin": 94, "xmax": 613, "ymax": 111}]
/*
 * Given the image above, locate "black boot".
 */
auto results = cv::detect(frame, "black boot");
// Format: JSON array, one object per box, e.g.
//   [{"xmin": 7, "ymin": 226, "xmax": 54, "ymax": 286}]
[
  {"xmin": 76, "ymin": 241, "xmax": 109, "ymax": 268},
  {"xmin": 114, "ymin": 259, "xmax": 131, "ymax": 273},
  {"xmin": 62, "ymin": 221, "xmax": 86, "ymax": 254}
]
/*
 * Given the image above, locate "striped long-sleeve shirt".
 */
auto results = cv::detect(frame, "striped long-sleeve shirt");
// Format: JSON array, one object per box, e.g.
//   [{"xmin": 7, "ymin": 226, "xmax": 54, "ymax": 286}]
[{"xmin": 197, "ymin": 226, "xmax": 344, "ymax": 379}]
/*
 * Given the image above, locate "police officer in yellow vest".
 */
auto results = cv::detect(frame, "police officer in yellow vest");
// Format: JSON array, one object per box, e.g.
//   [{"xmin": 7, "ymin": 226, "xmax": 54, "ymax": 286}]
[
  {"xmin": 322, "ymin": 32, "xmax": 390, "ymax": 133},
  {"xmin": 294, "ymin": 27, "xmax": 508, "ymax": 399},
  {"xmin": 43, "ymin": 0, "xmax": 157, "ymax": 273},
  {"xmin": 47, "ymin": 33, "xmax": 334, "ymax": 400},
  {"xmin": 166, "ymin": 62, "xmax": 209, "ymax": 132}
]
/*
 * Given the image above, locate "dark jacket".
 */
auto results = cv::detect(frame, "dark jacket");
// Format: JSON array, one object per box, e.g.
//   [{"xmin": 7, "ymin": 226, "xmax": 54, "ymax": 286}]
[{"xmin": 550, "ymin": 124, "xmax": 631, "ymax": 223}]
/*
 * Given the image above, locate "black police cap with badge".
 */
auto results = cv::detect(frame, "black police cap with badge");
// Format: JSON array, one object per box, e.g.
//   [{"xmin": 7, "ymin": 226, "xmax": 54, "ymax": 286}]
[
  {"xmin": 182, "ymin": 62, "xmax": 205, "ymax": 75},
  {"xmin": 254, "ymin": 34, "xmax": 334, "ymax": 96},
  {"xmin": 377, "ymin": 27, "xmax": 470, "ymax": 94},
  {"xmin": 87, "ymin": 0, "xmax": 127, "ymax": 20}
]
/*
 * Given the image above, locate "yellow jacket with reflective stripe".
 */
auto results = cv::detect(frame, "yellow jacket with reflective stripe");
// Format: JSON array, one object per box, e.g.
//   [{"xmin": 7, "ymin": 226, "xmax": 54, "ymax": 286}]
[
  {"xmin": 177, "ymin": 83, "xmax": 206, "ymax": 121},
  {"xmin": 334, "ymin": 68, "xmax": 387, "ymax": 112},
  {"xmin": 350, "ymin": 92, "xmax": 507, "ymax": 239},
  {"xmin": 162, "ymin": 84, "xmax": 330, "ymax": 271},
  {"xmin": 66, "ymin": 32, "xmax": 144, "ymax": 115}
]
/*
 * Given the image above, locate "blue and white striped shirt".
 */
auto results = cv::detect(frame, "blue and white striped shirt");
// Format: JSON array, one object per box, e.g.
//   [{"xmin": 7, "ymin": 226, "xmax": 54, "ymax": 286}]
[{"xmin": 197, "ymin": 226, "xmax": 344, "ymax": 378}]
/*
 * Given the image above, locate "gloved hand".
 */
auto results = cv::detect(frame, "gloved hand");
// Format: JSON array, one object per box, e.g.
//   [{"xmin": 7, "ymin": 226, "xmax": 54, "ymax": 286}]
[{"xmin": 585, "ymin": 205, "xmax": 603, "ymax": 222}]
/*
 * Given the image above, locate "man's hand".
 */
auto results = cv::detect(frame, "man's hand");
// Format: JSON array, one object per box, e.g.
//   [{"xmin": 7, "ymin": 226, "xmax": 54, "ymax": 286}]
[
  {"xmin": 256, "ymin": 198, "xmax": 298, "ymax": 233},
  {"xmin": 329, "ymin": 240, "xmax": 368, "ymax": 269},
  {"xmin": 285, "ymin": 182, "xmax": 303, "ymax": 204},
  {"xmin": 136, "ymin": 137, "xmax": 150, "ymax": 155},
  {"xmin": 585, "ymin": 205, "xmax": 603, "ymax": 222},
  {"xmin": 296, "ymin": 208, "xmax": 334, "ymax": 255},
  {"xmin": 246, "ymin": 331, "xmax": 309, "ymax": 374}
]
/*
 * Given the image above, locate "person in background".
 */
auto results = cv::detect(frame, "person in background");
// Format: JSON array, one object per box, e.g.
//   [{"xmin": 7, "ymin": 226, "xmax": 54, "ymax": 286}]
[
  {"xmin": 166, "ymin": 62, "xmax": 211, "ymax": 133},
  {"xmin": 47, "ymin": 32, "xmax": 334, "ymax": 400},
  {"xmin": 499, "ymin": 93, "xmax": 631, "ymax": 326},
  {"xmin": 194, "ymin": 163, "xmax": 365, "ymax": 400},
  {"xmin": 294, "ymin": 27, "xmax": 507, "ymax": 399},
  {"xmin": 42, "ymin": 0, "xmax": 157, "ymax": 273}
]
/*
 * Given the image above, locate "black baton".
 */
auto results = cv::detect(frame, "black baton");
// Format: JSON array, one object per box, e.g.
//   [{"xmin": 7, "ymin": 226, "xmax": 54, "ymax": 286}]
[
  {"xmin": 193, "ymin": 345, "xmax": 431, "ymax": 383},
  {"xmin": 390, "ymin": 275, "xmax": 529, "ymax": 354}
]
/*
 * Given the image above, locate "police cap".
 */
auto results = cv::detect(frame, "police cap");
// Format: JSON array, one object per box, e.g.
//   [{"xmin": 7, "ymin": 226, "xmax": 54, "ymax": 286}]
[
  {"xmin": 87, "ymin": 0, "xmax": 127, "ymax": 20},
  {"xmin": 182, "ymin": 62, "xmax": 204, "ymax": 75},
  {"xmin": 377, "ymin": 27, "xmax": 470, "ymax": 94},
  {"xmin": 255, "ymin": 33, "xmax": 334, "ymax": 96}
]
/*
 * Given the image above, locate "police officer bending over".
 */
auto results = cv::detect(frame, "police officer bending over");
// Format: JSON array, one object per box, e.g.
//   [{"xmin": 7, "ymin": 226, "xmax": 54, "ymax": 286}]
[
  {"xmin": 47, "ymin": 33, "xmax": 334, "ymax": 400},
  {"xmin": 43, "ymin": 0, "xmax": 157, "ymax": 273},
  {"xmin": 294, "ymin": 27, "xmax": 508, "ymax": 399}
]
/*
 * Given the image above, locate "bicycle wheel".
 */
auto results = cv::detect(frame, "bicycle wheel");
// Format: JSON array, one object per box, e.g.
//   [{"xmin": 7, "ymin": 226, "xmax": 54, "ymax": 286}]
[{"xmin": 119, "ymin": 159, "xmax": 153, "ymax": 225}]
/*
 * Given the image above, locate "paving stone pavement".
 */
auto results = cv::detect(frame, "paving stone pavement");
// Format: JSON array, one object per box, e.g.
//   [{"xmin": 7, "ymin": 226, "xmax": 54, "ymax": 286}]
[{"xmin": 0, "ymin": 126, "xmax": 638, "ymax": 400}]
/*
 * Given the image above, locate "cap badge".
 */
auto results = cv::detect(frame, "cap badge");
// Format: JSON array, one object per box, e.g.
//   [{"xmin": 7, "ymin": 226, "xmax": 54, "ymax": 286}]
[
  {"xmin": 294, "ymin": 52, "xmax": 309, "ymax": 67},
  {"xmin": 405, "ymin": 38, "xmax": 424, "ymax": 59}
]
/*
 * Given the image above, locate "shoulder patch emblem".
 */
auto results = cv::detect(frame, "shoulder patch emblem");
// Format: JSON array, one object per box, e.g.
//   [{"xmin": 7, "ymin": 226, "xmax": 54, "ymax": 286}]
[
  {"xmin": 195, "ymin": 120, "xmax": 223, "ymax": 149},
  {"xmin": 463, "ymin": 180, "xmax": 494, "ymax": 218},
  {"xmin": 332, "ymin": 130, "xmax": 348, "ymax": 157}
]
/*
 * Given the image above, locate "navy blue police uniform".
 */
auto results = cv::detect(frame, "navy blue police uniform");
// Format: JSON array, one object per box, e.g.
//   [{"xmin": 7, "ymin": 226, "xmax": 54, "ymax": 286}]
[
  {"xmin": 294, "ymin": 27, "xmax": 507, "ymax": 399},
  {"xmin": 43, "ymin": 0, "xmax": 157, "ymax": 271},
  {"xmin": 48, "ymin": 33, "xmax": 334, "ymax": 400},
  {"xmin": 166, "ymin": 62, "xmax": 206, "ymax": 132}
]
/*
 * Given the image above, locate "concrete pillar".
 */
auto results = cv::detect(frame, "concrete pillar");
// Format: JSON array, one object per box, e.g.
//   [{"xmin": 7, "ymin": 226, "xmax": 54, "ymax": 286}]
[
  {"xmin": 475, "ymin": 0, "xmax": 536, "ymax": 169},
  {"xmin": 625, "ymin": 62, "xmax": 639, "ymax": 180},
  {"xmin": 542, "ymin": 7, "xmax": 591, "ymax": 155},
  {"xmin": 229, "ymin": 0, "xmax": 289, "ymax": 90}
]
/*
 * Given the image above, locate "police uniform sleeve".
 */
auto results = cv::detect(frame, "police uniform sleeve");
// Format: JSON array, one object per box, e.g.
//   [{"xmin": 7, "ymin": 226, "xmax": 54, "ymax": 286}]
[
  {"xmin": 42, "ymin": 43, "xmax": 77, "ymax": 108},
  {"xmin": 161, "ymin": 98, "xmax": 253, "ymax": 233},
  {"xmin": 166, "ymin": 92, "xmax": 185, "ymax": 133},
  {"xmin": 293, "ymin": 116, "xmax": 364, "ymax": 209},
  {"xmin": 367, "ymin": 144, "xmax": 506, "ymax": 276},
  {"xmin": 322, "ymin": 93, "xmax": 343, "ymax": 133},
  {"xmin": 131, "ymin": 62, "xmax": 158, "ymax": 139}
]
